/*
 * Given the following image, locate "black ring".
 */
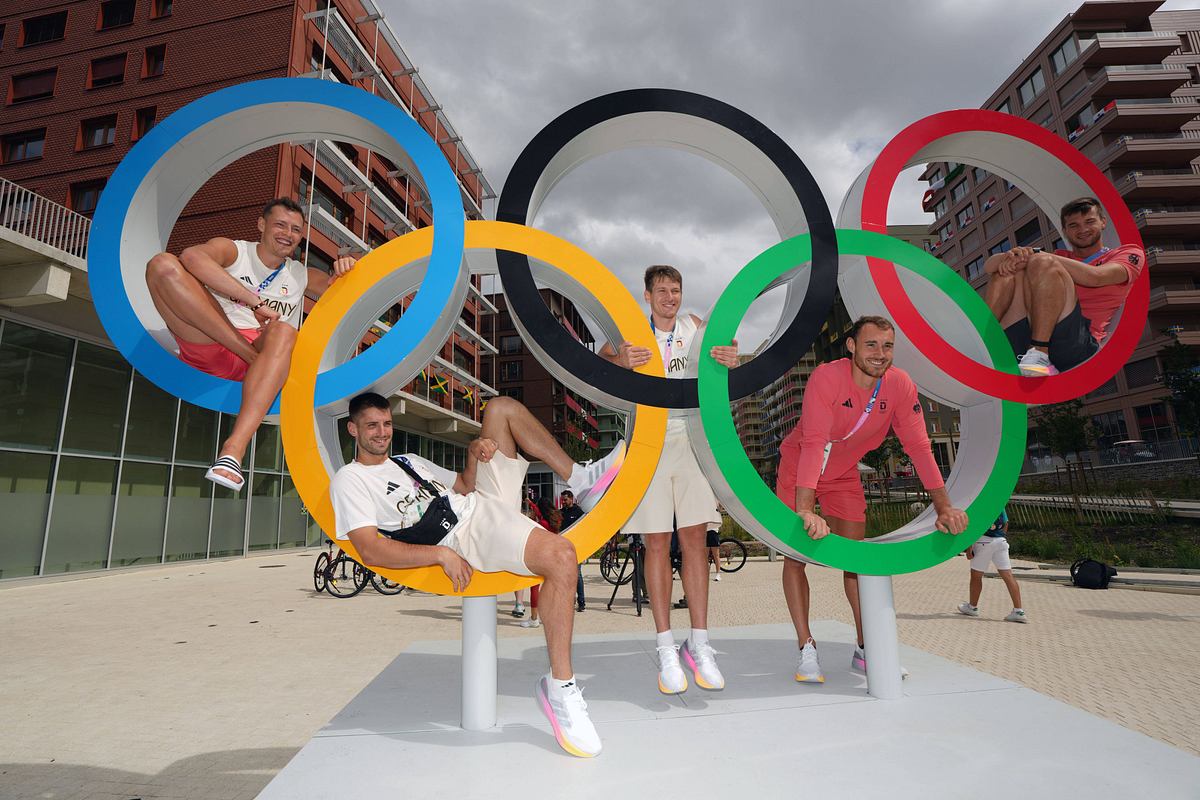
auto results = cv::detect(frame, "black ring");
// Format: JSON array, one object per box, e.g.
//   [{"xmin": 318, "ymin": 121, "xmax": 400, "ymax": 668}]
[{"xmin": 496, "ymin": 88, "xmax": 837, "ymax": 408}]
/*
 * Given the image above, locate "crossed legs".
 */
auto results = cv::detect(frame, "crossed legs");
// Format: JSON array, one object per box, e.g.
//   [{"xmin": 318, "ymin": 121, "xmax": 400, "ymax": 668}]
[{"xmin": 146, "ymin": 253, "xmax": 297, "ymax": 485}]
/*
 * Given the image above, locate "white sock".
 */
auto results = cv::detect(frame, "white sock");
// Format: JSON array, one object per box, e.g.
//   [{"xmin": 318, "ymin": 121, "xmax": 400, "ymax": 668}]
[
  {"xmin": 656, "ymin": 630, "xmax": 674, "ymax": 649},
  {"xmin": 546, "ymin": 672, "xmax": 575, "ymax": 696},
  {"xmin": 691, "ymin": 628, "xmax": 709, "ymax": 647},
  {"xmin": 1014, "ymin": 607, "xmax": 1024, "ymax": 613}
]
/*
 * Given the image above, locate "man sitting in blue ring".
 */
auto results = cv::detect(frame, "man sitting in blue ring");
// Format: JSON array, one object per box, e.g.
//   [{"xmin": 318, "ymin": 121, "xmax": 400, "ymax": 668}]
[{"xmin": 145, "ymin": 198, "xmax": 357, "ymax": 491}]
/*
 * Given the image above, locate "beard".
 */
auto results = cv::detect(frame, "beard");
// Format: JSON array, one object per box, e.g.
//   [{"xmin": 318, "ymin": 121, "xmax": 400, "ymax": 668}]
[
  {"xmin": 359, "ymin": 438, "xmax": 391, "ymax": 457},
  {"xmin": 853, "ymin": 351, "xmax": 891, "ymax": 378}
]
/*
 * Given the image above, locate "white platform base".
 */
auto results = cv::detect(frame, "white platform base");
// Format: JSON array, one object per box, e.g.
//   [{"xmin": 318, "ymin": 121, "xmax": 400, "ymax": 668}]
[{"xmin": 258, "ymin": 622, "xmax": 1200, "ymax": 799}]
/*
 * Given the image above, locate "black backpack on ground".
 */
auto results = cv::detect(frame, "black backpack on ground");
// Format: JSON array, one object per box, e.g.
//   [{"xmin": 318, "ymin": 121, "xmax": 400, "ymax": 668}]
[{"xmin": 1071, "ymin": 558, "xmax": 1118, "ymax": 590}]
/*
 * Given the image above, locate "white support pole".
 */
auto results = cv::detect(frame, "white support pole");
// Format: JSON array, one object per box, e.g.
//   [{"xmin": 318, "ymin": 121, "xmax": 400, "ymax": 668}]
[
  {"xmin": 859, "ymin": 574, "xmax": 903, "ymax": 701},
  {"xmin": 461, "ymin": 595, "xmax": 498, "ymax": 730}
]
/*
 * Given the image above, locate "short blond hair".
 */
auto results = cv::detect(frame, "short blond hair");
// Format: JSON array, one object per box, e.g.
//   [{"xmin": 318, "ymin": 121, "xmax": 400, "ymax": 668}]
[{"xmin": 644, "ymin": 264, "xmax": 682, "ymax": 291}]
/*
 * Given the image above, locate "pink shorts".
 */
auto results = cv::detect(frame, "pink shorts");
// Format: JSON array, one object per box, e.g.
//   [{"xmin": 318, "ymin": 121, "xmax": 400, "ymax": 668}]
[
  {"xmin": 776, "ymin": 444, "xmax": 867, "ymax": 523},
  {"xmin": 176, "ymin": 328, "xmax": 260, "ymax": 381}
]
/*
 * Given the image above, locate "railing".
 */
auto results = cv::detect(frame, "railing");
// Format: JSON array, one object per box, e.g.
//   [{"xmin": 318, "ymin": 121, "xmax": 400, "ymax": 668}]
[
  {"xmin": 1095, "ymin": 30, "xmax": 1179, "ymax": 40},
  {"xmin": 1147, "ymin": 243, "xmax": 1200, "ymax": 253},
  {"xmin": 1121, "ymin": 168, "xmax": 1199, "ymax": 181},
  {"xmin": 1114, "ymin": 97, "xmax": 1187, "ymax": 106},
  {"xmin": 1133, "ymin": 204, "xmax": 1200, "ymax": 220},
  {"xmin": 1107, "ymin": 64, "xmax": 1189, "ymax": 73},
  {"xmin": 0, "ymin": 177, "xmax": 91, "ymax": 265}
]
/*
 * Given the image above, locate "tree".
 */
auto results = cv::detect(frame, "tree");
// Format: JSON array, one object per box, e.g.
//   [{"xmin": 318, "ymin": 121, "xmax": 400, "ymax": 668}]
[
  {"xmin": 1032, "ymin": 399, "xmax": 1096, "ymax": 516},
  {"xmin": 863, "ymin": 434, "xmax": 910, "ymax": 476},
  {"xmin": 1160, "ymin": 337, "xmax": 1200, "ymax": 451}
]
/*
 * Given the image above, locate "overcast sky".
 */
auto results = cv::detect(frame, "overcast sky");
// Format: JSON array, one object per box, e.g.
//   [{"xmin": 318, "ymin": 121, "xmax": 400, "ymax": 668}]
[{"xmin": 382, "ymin": 0, "xmax": 1196, "ymax": 351}]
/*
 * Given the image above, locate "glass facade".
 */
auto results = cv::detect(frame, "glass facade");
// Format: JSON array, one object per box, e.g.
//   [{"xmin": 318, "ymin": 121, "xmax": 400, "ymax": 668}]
[{"xmin": 0, "ymin": 317, "xmax": 472, "ymax": 581}]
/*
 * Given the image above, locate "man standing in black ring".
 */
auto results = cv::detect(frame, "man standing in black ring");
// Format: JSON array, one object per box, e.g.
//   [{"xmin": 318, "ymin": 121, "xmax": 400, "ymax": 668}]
[{"xmin": 600, "ymin": 265, "xmax": 739, "ymax": 694}]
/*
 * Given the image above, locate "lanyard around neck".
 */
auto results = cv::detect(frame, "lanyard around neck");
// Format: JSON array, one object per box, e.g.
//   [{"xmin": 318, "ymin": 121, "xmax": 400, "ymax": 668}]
[
  {"xmin": 256, "ymin": 263, "xmax": 286, "ymax": 293},
  {"xmin": 650, "ymin": 317, "xmax": 677, "ymax": 366},
  {"xmin": 820, "ymin": 376, "xmax": 883, "ymax": 476},
  {"xmin": 1081, "ymin": 247, "xmax": 1111, "ymax": 265}
]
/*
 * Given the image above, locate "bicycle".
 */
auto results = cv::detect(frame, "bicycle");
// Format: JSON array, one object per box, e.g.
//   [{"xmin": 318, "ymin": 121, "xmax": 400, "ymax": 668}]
[
  {"xmin": 669, "ymin": 536, "xmax": 747, "ymax": 575},
  {"xmin": 599, "ymin": 535, "xmax": 635, "ymax": 586},
  {"xmin": 313, "ymin": 541, "xmax": 406, "ymax": 597}
]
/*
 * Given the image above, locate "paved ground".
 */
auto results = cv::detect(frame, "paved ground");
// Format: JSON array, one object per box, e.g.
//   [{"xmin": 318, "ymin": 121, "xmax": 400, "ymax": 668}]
[{"xmin": 2, "ymin": 550, "xmax": 1198, "ymax": 799}]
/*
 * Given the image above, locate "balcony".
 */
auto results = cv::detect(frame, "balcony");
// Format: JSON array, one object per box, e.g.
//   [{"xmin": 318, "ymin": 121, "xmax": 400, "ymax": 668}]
[
  {"xmin": 1090, "ymin": 64, "xmax": 1191, "ymax": 99},
  {"xmin": 305, "ymin": 204, "xmax": 369, "ymax": 255},
  {"xmin": 1117, "ymin": 168, "xmax": 1200, "ymax": 202},
  {"xmin": 1146, "ymin": 245, "xmax": 1200, "ymax": 273},
  {"xmin": 1094, "ymin": 133, "xmax": 1200, "ymax": 167},
  {"xmin": 1089, "ymin": 98, "xmax": 1200, "ymax": 134},
  {"xmin": 0, "ymin": 178, "xmax": 90, "ymax": 307},
  {"xmin": 1079, "ymin": 30, "xmax": 1182, "ymax": 67},
  {"xmin": 1149, "ymin": 286, "xmax": 1200, "ymax": 312},
  {"xmin": 1132, "ymin": 205, "xmax": 1200, "ymax": 236}
]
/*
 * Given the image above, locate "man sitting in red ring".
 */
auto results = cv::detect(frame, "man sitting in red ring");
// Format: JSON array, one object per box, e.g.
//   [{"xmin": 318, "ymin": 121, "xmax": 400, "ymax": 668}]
[
  {"xmin": 775, "ymin": 316, "xmax": 968, "ymax": 684},
  {"xmin": 983, "ymin": 196, "xmax": 1144, "ymax": 377},
  {"xmin": 144, "ymin": 198, "xmax": 356, "ymax": 491}
]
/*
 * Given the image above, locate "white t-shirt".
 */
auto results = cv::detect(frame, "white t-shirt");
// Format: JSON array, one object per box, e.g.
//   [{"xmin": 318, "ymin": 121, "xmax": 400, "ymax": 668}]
[
  {"xmin": 214, "ymin": 240, "xmax": 308, "ymax": 330},
  {"xmin": 652, "ymin": 311, "xmax": 701, "ymax": 434},
  {"xmin": 330, "ymin": 455, "xmax": 477, "ymax": 540}
]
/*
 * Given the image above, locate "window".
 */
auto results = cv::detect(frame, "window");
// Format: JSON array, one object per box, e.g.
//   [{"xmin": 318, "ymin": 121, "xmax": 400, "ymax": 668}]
[
  {"xmin": 927, "ymin": 400, "xmax": 939, "ymax": 413},
  {"xmin": 988, "ymin": 239, "xmax": 1012, "ymax": 256},
  {"xmin": 956, "ymin": 206, "xmax": 974, "ymax": 228},
  {"xmin": 21, "ymin": 12, "xmax": 67, "ymax": 46},
  {"xmin": 1135, "ymin": 402, "xmax": 1172, "ymax": 443},
  {"xmin": 996, "ymin": 99, "xmax": 1011, "ymax": 115},
  {"xmin": 1091, "ymin": 410, "xmax": 1129, "ymax": 450},
  {"xmin": 1018, "ymin": 68, "xmax": 1045, "ymax": 107},
  {"xmin": 2, "ymin": 128, "xmax": 45, "ymax": 162},
  {"xmin": 500, "ymin": 360, "xmax": 522, "ymax": 382},
  {"xmin": 1051, "ymin": 37, "xmax": 1079, "ymax": 74},
  {"xmin": 938, "ymin": 223, "xmax": 953, "ymax": 242},
  {"xmin": 99, "ymin": 1, "xmax": 136, "ymax": 30},
  {"xmin": 10, "ymin": 68, "xmax": 56, "ymax": 103},
  {"xmin": 928, "ymin": 168, "xmax": 942, "ymax": 185},
  {"xmin": 298, "ymin": 171, "xmax": 352, "ymax": 227},
  {"xmin": 500, "ymin": 335, "xmax": 522, "ymax": 355},
  {"xmin": 950, "ymin": 180, "xmax": 968, "ymax": 203},
  {"xmin": 152, "ymin": 0, "xmax": 173, "ymax": 18},
  {"xmin": 500, "ymin": 386, "xmax": 524, "ymax": 403},
  {"xmin": 1015, "ymin": 217, "xmax": 1042, "ymax": 247},
  {"xmin": 965, "ymin": 256, "xmax": 985, "ymax": 280},
  {"xmin": 972, "ymin": 166, "xmax": 988, "ymax": 185},
  {"xmin": 70, "ymin": 179, "xmax": 107, "ymax": 216},
  {"xmin": 1125, "ymin": 358, "xmax": 1160, "ymax": 389},
  {"xmin": 80, "ymin": 115, "xmax": 118, "ymax": 149},
  {"xmin": 133, "ymin": 106, "xmax": 157, "ymax": 139},
  {"xmin": 89, "ymin": 54, "xmax": 126, "ymax": 88},
  {"xmin": 933, "ymin": 198, "xmax": 948, "ymax": 218},
  {"xmin": 143, "ymin": 44, "xmax": 165, "ymax": 77}
]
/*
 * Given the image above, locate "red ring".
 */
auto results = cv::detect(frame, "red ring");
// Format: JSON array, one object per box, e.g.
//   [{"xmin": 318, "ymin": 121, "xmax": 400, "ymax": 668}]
[{"xmin": 860, "ymin": 109, "xmax": 1147, "ymax": 404}]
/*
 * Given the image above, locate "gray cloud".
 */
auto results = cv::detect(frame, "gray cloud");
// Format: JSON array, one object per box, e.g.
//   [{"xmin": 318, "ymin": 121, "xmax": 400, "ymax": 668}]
[{"xmin": 384, "ymin": 0, "xmax": 1191, "ymax": 349}]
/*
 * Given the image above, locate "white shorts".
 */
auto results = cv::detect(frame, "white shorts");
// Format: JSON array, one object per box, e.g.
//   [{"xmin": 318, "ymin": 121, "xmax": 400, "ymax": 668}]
[
  {"xmin": 444, "ymin": 451, "xmax": 538, "ymax": 575},
  {"xmin": 623, "ymin": 429, "xmax": 720, "ymax": 535},
  {"xmin": 970, "ymin": 536, "xmax": 1011, "ymax": 572}
]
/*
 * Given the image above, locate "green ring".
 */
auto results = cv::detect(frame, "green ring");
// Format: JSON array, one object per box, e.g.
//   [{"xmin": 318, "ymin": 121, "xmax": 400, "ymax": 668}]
[{"xmin": 697, "ymin": 228, "xmax": 1027, "ymax": 575}]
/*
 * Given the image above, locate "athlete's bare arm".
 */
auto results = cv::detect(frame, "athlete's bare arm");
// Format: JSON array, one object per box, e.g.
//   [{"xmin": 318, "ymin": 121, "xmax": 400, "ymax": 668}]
[
  {"xmin": 793, "ymin": 486, "xmax": 831, "ymax": 540},
  {"xmin": 347, "ymin": 527, "xmax": 473, "ymax": 591},
  {"xmin": 599, "ymin": 341, "xmax": 653, "ymax": 369},
  {"xmin": 178, "ymin": 237, "xmax": 274, "ymax": 317}
]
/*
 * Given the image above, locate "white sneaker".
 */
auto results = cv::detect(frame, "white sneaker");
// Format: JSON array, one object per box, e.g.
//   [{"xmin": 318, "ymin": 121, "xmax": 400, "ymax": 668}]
[
  {"xmin": 1018, "ymin": 347, "xmax": 1051, "ymax": 377},
  {"xmin": 570, "ymin": 440, "xmax": 626, "ymax": 512},
  {"xmin": 795, "ymin": 638, "xmax": 825, "ymax": 684},
  {"xmin": 536, "ymin": 677, "xmax": 602, "ymax": 758},
  {"xmin": 656, "ymin": 643, "xmax": 689, "ymax": 694},
  {"xmin": 680, "ymin": 638, "xmax": 725, "ymax": 690},
  {"xmin": 958, "ymin": 602, "xmax": 980, "ymax": 617},
  {"xmin": 1005, "ymin": 609, "xmax": 1028, "ymax": 623},
  {"xmin": 520, "ymin": 617, "xmax": 541, "ymax": 628},
  {"xmin": 713, "ymin": 573, "xmax": 721, "ymax": 582},
  {"xmin": 851, "ymin": 646, "xmax": 909, "ymax": 680}
]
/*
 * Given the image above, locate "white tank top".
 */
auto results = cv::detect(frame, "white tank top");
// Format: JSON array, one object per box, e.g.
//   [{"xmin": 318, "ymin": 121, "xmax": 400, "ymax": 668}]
[
  {"xmin": 214, "ymin": 240, "xmax": 307, "ymax": 330},
  {"xmin": 652, "ymin": 312, "xmax": 700, "ymax": 434}
]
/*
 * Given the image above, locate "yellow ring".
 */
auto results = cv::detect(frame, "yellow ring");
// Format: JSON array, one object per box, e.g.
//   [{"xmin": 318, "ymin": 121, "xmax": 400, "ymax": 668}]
[{"xmin": 281, "ymin": 220, "xmax": 667, "ymax": 596}]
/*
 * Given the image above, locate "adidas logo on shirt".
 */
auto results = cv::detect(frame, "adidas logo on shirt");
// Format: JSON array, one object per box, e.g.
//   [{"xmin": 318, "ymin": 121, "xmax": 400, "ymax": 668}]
[
  {"xmin": 386, "ymin": 482, "xmax": 402, "ymax": 495},
  {"xmin": 842, "ymin": 398, "xmax": 854, "ymax": 408}
]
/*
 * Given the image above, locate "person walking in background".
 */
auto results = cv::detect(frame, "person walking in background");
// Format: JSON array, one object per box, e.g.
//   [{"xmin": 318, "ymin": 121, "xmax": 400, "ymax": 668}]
[{"xmin": 958, "ymin": 509, "xmax": 1027, "ymax": 623}]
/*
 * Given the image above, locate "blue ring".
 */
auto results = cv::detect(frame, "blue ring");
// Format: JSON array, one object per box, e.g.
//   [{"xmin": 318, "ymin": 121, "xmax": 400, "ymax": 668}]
[{"xmin": 89, "ymin": 78, "xmax": 465, "ymax": 414}]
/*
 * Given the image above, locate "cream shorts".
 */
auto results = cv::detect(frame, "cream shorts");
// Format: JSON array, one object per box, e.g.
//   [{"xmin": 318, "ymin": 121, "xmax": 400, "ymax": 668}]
[
  {"xmin": 623, "ymin": 429, "xmax": 720, "ymax": 534},
  {"xmin": 969, "ymin": 536, "xmax": 1012, "ymax": 572},
  {"xmin": 444, "ymin": 451, "xmax": 538, "ymax": 575}
]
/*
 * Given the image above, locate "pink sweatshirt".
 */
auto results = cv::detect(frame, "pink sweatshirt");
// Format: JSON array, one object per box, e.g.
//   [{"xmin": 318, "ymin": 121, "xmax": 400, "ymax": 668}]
[{"xmin": 778, "ymin": 359, "xmax": 944, "ymax": 492}]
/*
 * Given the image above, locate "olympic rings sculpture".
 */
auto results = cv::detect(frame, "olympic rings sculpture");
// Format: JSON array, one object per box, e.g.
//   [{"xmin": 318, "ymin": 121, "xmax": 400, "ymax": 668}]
[{"xmin": 88, "ymin": 80, "xmax": 1147, "ymax": 592}]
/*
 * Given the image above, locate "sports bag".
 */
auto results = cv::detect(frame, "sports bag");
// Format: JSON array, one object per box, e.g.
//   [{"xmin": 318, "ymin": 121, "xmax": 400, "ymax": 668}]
[
  {"xmin": 1070, "ymin": 558, "xmax": 1117, "ymax": 590},
  {"xmin": 378, "ymin": 456, "xmax": 459, "ymax": 546}
]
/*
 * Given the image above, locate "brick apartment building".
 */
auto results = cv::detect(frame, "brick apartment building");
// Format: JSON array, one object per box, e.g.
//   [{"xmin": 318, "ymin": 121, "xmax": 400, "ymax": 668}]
[
  {"xmin": 920, "ymin": 0, "xmax": 1200, "ymax": 461},
  {"xmin": 0, "ymin": 0, "xmax": 497, "ymax": 578}
]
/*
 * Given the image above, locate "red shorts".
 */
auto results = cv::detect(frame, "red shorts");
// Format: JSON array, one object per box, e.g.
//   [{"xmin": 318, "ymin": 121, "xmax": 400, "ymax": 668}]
[
  {"xmin": 776, "ymin": 445, "xmax": 867, "ymax": 523},
  {"xmin": 175, "ymin": 328, "xmax": 260, "ymax": 381}
]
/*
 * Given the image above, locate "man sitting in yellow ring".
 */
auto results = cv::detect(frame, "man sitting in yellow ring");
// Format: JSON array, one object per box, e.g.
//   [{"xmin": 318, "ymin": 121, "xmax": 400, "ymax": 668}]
[{"xmin": 330, "ymin": 391, "xmax": 624, "ymax": 758}]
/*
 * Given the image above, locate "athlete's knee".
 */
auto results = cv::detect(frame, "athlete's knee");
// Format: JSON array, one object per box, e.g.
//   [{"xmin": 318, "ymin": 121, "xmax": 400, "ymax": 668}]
[
  {"xmin": 1026, "ymin": 252, "xmax": 1064, "ymax": 279},
  {"xmin": 260, "ymin": 322, "xmax": 298, "ymax": 354},
  {"xmin": 484, "ymin": 394, "xmax": 520, "ymax": 420},
  {"xmin": 544, "ymin": 535, "xmax": 577, "ymax": 577},
  {"xmin": 146, "ymin": 252, "xmax": 184, "ymax": 283},
  {"xmin": 783, "ymin": 556, "xmax": 807, "ymax": 573}
]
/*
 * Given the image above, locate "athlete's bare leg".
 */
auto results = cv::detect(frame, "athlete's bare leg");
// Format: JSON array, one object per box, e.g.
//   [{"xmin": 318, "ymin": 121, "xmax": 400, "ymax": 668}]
[
  {"xmin": 523, "ymin": 529, "xmax": 579, "ymax": 680},
  {"xmin": 834, "ymin": 516, "xmax": 869, "ymax": 646},
  {"xmin": 676, "ymin": 523, "xmax": 711, "ymax": 630},
  {"xmin": 146, "ymin": 253, "xmax": 258, "ymax": 362},
  {"xmin": 1022, "ymin": 252, "xmax": 1078, "ymax": 344},
  {"xmin": 642, "ymin": 532, "xmax": 675, "ymax": 634},
  {"xmin": 480, "ymin": 396, "xmax": 575, "ymax": 480}
]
